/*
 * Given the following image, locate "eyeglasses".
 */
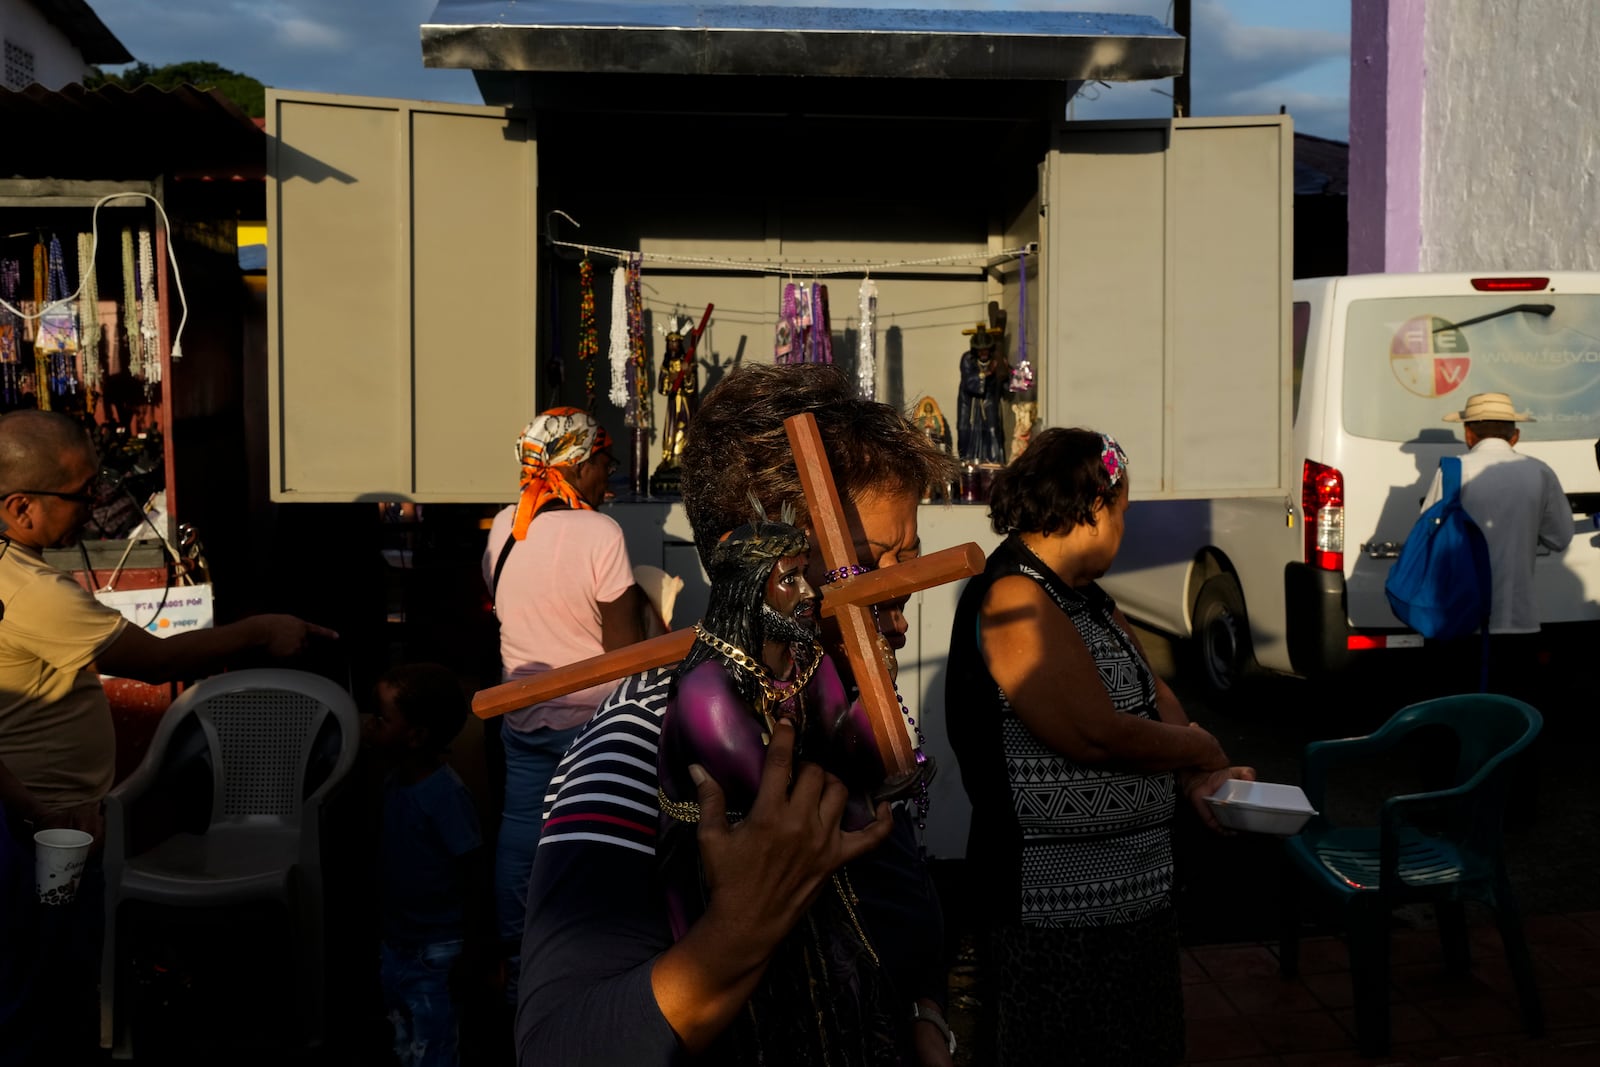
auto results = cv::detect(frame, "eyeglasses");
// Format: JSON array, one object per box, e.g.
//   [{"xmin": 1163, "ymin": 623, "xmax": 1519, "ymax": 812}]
[{"xmin": 3, "ymin": 468, "xmax": 123, "ymax": 506}]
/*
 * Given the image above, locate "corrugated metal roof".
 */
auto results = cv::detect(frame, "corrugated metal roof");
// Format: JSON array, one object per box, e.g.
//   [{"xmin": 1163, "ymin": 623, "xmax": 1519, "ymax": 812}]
[
  {"xmin": 0, "ymin": 83, "xmax": 264, "ymax": 181},
  {"xmin": 422, "ymin": 1, "xmax": 1183, "ymax": 81},
  {"xmin": 30, "ymin": 0, "xmax": 134, "ymax": 65}
]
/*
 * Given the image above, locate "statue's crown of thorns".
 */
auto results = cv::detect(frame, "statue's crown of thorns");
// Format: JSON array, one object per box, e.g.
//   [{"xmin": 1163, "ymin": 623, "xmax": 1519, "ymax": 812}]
[{"xmin": 709, "ymin": 495, "xmax": 809, "ymax": 572}]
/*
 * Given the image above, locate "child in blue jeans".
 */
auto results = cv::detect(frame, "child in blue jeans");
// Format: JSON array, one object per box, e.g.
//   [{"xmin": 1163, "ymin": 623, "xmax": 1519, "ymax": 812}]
[{"xmin": 366, "ymin": 663, "xmax": 485, "ymax": 1067}]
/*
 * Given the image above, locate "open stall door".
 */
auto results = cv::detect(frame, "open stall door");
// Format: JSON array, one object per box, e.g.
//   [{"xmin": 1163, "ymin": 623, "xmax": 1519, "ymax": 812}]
[
  {"xmin": 1045, "ymin": 115, "xmax": 1293, "ymax": 499},
  {"xmin": 266, "ymin": 90, "xmax": 537, "ymax": 502}
]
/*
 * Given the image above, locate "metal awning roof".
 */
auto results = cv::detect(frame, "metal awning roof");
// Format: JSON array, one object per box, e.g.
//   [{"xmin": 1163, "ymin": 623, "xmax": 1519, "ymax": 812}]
[{"xmin": 422, "ymin": 1, "xmax": 1183, "ymax": 81}]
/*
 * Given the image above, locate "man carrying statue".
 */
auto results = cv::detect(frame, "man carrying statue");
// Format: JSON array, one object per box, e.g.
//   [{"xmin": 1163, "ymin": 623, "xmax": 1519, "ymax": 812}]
[{"xmin": 516, "ymin": 363, "xmax": 961, "ymax": 1066}]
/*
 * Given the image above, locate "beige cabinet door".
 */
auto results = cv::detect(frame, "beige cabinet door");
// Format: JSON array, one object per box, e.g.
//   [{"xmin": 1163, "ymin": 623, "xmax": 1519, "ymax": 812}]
[
  {"xmin": 267, "ymin": 90, "xmax": 537, "ymax": 502},
  {"xmin": 1044, "ymin": 115, "xmax": 1293, "ymax": 499}
]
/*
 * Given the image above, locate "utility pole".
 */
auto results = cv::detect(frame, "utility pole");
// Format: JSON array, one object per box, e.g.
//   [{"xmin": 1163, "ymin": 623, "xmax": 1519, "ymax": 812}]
[{"xmin": 1174, "ymin": 0, "xmax": 1191, "ymax": 119}]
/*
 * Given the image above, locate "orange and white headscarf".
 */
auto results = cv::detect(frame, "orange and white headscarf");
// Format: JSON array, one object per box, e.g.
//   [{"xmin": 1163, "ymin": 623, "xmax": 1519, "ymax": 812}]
[{"xmin": 511, "ymin": 407, "xmax": 612, "ymax": 540}]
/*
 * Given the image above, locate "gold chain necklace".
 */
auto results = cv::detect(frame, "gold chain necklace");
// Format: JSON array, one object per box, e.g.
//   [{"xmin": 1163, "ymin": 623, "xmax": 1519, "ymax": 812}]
[{"xmin": 691, "ymin": 623, "xmax": 823, "ymax": 708}]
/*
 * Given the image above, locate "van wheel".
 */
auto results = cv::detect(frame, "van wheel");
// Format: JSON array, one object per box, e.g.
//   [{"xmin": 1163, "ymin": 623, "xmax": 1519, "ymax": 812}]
[{"xmin": 1193, "ymin": 576, "xmax": 1257, "ymax": 696}]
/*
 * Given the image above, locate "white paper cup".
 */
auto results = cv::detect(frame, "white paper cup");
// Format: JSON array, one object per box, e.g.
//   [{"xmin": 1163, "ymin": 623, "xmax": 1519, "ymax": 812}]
[{"xmin": 33, "ymin": 828, "xmax": 93, "ymax": 906}]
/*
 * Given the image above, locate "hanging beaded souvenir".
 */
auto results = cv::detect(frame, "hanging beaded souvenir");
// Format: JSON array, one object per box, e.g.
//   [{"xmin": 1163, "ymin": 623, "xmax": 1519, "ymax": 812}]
[
  {"xmin": 855, "ymin": 277, "xmax": 877, "ymax": 400},
  {"xmin": 121, "ymin": 228, "xmax": 142, "ymax": 382},
  {"xmin": 138, "ymin": 229, "xmax": 160, "ymax": 394},
  {"xmin": 607, "ymin": 261, "xmax": 629, "ymax": 408},
  {"xmin": 625, "ymin": 254, "xmax": 649, "ymax": 430},
  {"xmin": 76, "ymin": 233, "xmax": 101, "ymax": 397},
  {"xmin": 0, "ymin": 259, "xmax": 20, "ymax": 404},
  {"xmin": 577, "ymin": 258, "xmax": 599, "ymax": 409}
]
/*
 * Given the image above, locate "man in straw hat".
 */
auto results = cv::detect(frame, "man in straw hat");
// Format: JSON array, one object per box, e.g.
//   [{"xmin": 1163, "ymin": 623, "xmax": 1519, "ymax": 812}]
[{"xmin": 1423, "ymin": 392, "xmax": 1573, "ymax": 695}]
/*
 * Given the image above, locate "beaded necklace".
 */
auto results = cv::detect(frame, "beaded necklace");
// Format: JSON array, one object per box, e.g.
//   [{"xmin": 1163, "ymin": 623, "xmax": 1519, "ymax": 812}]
[
  {"xmin": 606, "ymin": 262, "xmax": 629, "ymax": 408},
  {"xmin": 76, "ymin": 233, "xmax": 100, "ymax": 396},
  {"xmin": 137, "ymin": 229, "xmax": 160, "ymax": 394},
  {"xmin": 120, "ymin": 228, "xmax": 141, "ymax": 380},
  {"xmin": 0, "ymin": 258, "xmax": 20, "ymax": 404},
  {"xmin": 577, "ymin": 258, "xmax": 598, "ymax": 409},
  {"xmin": 855, "ymin": 277, "xmax": 877, "ymax": 400},
  {"xmin": 625, "ymin": 255, "xmax": 648, "ymax": 429},
  {"xmin": 31, "ymin": 240, "xmax": 48, "ymax": 411}
]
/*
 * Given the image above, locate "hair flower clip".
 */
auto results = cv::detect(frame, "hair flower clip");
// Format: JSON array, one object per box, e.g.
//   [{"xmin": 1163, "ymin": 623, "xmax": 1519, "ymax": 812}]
[{"xmin": 1099, "ymin": 433, "xmax": 1127, "ymax": 488}]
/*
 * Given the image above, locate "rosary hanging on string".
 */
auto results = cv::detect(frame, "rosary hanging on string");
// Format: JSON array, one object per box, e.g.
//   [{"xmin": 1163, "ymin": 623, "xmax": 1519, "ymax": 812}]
[
  {"xmin": 0, "ymin": 259, "xmax": 21, "ymax": 405},
  {"xmin": 577, "ymin": 257, "xmax": 599, "ymax": 409}
]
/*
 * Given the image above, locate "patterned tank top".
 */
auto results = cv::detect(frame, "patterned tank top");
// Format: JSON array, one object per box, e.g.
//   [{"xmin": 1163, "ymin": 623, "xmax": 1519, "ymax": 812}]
[{"xmin": 968, "ymin": 537, "xmax": 1176, "ymax": 928}]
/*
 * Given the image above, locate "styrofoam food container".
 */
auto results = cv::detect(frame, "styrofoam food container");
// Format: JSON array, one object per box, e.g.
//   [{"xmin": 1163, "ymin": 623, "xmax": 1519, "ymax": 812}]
[{"xmin": 1204, "ymin": 780, "xmax": 1317, "ymax": 836}]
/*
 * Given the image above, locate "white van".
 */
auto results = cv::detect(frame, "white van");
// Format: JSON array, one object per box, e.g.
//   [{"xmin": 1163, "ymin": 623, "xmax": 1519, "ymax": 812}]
[{"xmin": 1102, "ymin": 271, "xmax": 1600, "ymax": 693}]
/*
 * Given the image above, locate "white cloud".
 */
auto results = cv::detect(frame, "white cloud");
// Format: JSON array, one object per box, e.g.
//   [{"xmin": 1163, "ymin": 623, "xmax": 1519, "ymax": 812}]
[{"xmin": 275, "ymin": 17, "xmax": 344, "ymax": 51}]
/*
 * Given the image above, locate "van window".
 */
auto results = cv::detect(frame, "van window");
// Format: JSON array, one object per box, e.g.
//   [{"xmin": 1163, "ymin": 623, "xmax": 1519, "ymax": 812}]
[
  {"xmin": 1342, "ymin": 294, "xmax": 1600, "ymax": 442},
  {"xmin": 1292, "ymin": 300, "xmax": 1310, "ymax": 423}
]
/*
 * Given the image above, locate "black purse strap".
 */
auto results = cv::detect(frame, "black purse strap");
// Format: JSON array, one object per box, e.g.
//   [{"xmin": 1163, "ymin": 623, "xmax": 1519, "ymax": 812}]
[{"xmin": 491, "ymin": 534, "xmax": 516, "ymax": 607}]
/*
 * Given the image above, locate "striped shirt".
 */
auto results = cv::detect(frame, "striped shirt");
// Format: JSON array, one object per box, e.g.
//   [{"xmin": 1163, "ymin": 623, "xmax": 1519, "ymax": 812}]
[
  {"xmin": 518, "ymin": 667, "xmax": 680, "ymax": 1066},
  {"xmin": 538, "ymin": 666, "xmax": 675, "ymax": 854},
  {"xmin": 517, "ymin": 664, "xmax": 946, "ymax": 1066}
]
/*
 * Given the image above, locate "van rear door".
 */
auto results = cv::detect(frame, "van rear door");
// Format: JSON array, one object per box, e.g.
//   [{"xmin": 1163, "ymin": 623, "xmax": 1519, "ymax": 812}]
[{"xmin": 1329, "ymin": 274, "xmax": 1600, "ymax": 630}]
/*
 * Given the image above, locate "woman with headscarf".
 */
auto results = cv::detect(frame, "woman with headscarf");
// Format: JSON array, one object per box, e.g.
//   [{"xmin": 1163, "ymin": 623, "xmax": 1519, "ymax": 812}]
[
  {"xmin": 482, "ymin": 406, "xmax": 645, "ymax": 994},
  {"xmin": 946, "ymin": 428, "xmax": 1255, "ymax": 1066}
]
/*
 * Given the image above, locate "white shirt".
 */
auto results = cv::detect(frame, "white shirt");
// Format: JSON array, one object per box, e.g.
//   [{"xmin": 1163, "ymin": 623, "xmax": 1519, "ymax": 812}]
[{"xmin": 1421, "ymin": 437, "xmax": 1575, "ymax": 634}]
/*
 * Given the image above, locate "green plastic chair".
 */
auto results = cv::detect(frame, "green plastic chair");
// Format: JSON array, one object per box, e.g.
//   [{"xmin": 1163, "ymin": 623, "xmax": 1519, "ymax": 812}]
[{"xmin": 1278, "ymin": 693, "xmax": 1544, "ymax": 1057}]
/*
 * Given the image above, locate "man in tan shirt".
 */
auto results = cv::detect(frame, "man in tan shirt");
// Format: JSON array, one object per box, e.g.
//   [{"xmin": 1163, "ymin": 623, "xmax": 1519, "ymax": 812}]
[{"xmin": 0, "ymin": 410, "xmax": 335, "ymax": 840}]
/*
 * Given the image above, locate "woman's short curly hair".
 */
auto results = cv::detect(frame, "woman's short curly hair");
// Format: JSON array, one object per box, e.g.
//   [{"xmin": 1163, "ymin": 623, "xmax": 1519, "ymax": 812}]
[
  {"xmin": 987, "ymin": 427, "xmax": 1127, "ymax": 537},
  {"xmin": 680, "ymin": 364, "xmax": 959, "ymax": 560}
]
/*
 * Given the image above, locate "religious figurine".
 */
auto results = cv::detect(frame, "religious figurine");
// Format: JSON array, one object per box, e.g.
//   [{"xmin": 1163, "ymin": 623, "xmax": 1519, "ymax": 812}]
[
  {"xmin": 911, "ymin": 396, "xmax": 956, "ymax": 502},
  {"xmin": 650, "ymin": 307, "xmax": 711, "ymax": 496},
  {"xmin": 956, "ymin": 310, "xmax": 1008, "ymax": 468},
  {"xmin": 656, "ymin": 504, "xmax": 929, "ymax": 938},
  {"xmin": 649, "ymin": 330, "xmax": 697, "ymax": 493}
]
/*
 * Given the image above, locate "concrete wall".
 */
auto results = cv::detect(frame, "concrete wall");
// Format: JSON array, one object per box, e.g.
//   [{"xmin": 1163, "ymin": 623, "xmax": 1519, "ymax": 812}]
[
  {"xmin": 1420, "ymin": 0, "xmax": 1600, "ymax": 271},
  {"xmin": 1351, "ymin": 0, "xmax": 1600, "ymax": 273},
  {"xmin": 0, "ymin": 0, "xmax": 90, "ymax": 89}
]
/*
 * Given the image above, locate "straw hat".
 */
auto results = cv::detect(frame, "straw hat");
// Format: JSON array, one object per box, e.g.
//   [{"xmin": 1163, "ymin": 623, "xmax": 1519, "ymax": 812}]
[{"xmin": 1442, "ymin": 392, "xmax": 1534, "ymax": 423}]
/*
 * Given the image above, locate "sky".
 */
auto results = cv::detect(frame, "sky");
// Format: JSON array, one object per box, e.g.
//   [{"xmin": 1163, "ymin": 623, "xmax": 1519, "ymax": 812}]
[{"xmin": 87, "ymin": 0, "xmax": 1351, "ymax": 141}]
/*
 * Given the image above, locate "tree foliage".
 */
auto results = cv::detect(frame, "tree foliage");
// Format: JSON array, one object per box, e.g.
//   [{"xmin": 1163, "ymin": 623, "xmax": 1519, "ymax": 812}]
[{"xmin": 85, "ymin": 61, "xmax": 265, "ymax": 118}]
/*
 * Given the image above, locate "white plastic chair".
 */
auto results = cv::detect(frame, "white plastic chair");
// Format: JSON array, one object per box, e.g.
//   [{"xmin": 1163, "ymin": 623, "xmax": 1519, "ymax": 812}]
[{"xmin": 99, "ymin": 669, "xmax": 360, "ymax": 1055}]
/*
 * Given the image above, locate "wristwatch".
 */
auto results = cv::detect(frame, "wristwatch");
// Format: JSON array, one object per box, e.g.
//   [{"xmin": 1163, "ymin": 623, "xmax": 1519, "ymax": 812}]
[{"xmin": 910, "ymin": 1001, "xmax": 957, "ymax": 1056}]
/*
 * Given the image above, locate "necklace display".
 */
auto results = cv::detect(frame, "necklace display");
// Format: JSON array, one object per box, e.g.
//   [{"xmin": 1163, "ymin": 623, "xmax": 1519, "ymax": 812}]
[
  {"xmin": 0, "ymin": 259, "xmax": 20, "ymax": 403},
  {"xmin": 577, "ymin": 257, "xmax": 598, "ymax": 409},
  {"xmin": 137, "ymin": 229, "xmax": 159, "ymax": 394},
  {"xmin": 76, "ymin": 232, "xmax": 101, "ymax": 397}
]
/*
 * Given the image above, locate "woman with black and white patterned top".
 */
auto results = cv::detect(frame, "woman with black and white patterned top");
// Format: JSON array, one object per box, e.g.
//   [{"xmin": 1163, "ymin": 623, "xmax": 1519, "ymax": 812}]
[{"xmin": 946, "ymin": 427, "xmax": 1256, "ymax": 1066}]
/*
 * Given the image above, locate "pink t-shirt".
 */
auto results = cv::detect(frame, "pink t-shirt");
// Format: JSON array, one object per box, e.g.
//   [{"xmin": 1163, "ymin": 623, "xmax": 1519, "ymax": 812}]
[{"xmin": 483, "ymin": 506, "xmax": 635, "ymax": 732}]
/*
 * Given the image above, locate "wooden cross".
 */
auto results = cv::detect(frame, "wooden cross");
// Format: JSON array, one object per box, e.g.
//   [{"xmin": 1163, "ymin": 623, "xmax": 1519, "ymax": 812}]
[{"xmin": 472, "ymin": 412, "xmax": 984, "ymax": 778}]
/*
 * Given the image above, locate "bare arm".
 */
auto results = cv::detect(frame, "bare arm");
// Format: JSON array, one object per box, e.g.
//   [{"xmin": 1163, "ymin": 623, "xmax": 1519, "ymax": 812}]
[
  {"xmin": 649, "ymin": 722, "xmax": 893, "ymax": 1054},
  {"xmin": 93, "ymin": 614, "xmax": 337, "ymax": 684},
  {"xmin": 978, "ymin": 576, "xmax": 1227, "ymax": 774},
  {"xmin": 599, "ymin": 585, "xmax": 646, "ymax": 652},
  {"xmin": 1116, "ymin": 607, "xmax": 1255, "ymax": 830}
]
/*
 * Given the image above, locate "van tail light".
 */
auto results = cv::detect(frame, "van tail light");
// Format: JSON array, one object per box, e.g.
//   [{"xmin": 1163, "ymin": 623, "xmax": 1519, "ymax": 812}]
[
  {"xmin": 1302, "ymin": 460, "xmax": 1344, "ymax": 571},
  {"xmin": 1471, "ymin": 276, "xmax": 1549, "ymax": 291}
]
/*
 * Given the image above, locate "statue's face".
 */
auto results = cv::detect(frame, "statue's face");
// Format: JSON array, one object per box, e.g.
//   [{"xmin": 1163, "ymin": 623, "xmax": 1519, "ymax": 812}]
[{"xmin": 760, "ymin": 551, "xmax": 819, "ymax": 646}]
